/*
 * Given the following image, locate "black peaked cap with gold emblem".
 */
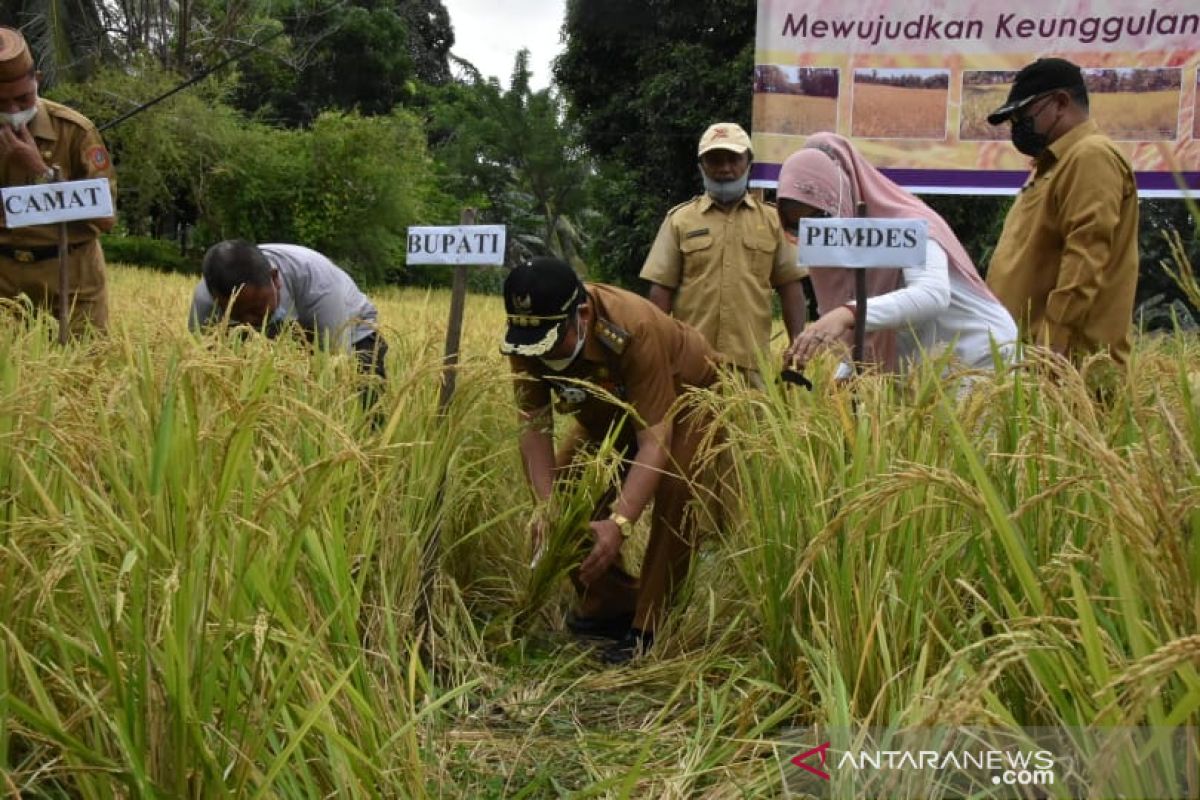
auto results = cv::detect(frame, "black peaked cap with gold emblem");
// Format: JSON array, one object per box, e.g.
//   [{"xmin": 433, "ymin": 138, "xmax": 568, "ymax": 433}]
[{"xmin": 500, "ymin": 257, "xmax": 586, "ymax": 357}]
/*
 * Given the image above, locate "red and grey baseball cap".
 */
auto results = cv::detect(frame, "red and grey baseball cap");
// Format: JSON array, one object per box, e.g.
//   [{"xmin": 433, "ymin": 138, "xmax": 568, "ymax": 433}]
[{"xmin": 698, "ymin": 122, "xmax": 752, "ymax": 158}]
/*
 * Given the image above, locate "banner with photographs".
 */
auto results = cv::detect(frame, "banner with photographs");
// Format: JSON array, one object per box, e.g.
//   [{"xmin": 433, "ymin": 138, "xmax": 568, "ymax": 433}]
[{"xmin": 752, "ymin": 1, "xmax": 1200, "ymax": 195}]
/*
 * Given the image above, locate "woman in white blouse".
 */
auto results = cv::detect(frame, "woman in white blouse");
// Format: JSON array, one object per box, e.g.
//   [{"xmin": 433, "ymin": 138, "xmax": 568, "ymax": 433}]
[{"xmin": 778, "ymin": 133, "xmax": 1016, "ymax": 374}]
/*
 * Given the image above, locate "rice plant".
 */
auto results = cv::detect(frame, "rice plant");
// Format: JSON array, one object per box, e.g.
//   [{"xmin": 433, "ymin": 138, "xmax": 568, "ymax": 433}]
[{"xmin": 0, "ymin": 265, "xmax": 1196, "ymax": 797}]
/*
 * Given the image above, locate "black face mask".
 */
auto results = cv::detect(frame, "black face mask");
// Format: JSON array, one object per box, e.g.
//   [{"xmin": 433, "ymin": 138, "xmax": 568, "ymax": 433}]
[{"xmin": 1011, "ymin": 113, "xmax": 1050, "ymax": 158}]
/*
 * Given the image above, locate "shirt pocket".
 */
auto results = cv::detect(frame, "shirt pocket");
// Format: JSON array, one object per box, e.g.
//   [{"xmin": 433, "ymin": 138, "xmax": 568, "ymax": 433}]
[
  {"xmin": 743, "ymin": 232, "xmax": 778, "ymax": 277},
  {"xmin": 679, "ymin": 233, "xmax": 716, "ymax": 281}
]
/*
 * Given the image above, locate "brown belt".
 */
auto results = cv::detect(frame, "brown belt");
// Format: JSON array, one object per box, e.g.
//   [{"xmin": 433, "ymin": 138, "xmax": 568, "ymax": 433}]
[{"xmin": 0, "ymin": 241, "xmax": 89, "ymax": 263}]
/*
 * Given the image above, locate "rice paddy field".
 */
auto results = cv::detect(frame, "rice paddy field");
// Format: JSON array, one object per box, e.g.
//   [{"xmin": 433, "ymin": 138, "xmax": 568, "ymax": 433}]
[
  {"xmin": 752, "ymin": 94, "xmax": 838, "ymax": 137},
  {"xmin": 960, "ymin": 85, "xmax": 1009, "ymax": 142},
  {"xmin": 1089, "ymin": 91, "xmax": 1180, "ymax": 142},
  {"xmin": 1, "ymin": 264, "xmax": 1199, "ymax": 798},
  {"xmin": 851, "ymin": 85, "xmax": 948, "ymax": 140}
]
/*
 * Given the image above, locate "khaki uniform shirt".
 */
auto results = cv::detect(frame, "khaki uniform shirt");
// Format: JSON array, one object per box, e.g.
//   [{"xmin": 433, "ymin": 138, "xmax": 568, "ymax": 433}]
[
  {"xmin": 0, "ymin": 98, "xmax": 116, "ymax": 249},
  {"xmin": 640, "ymin": 193, "xmax": 804, "ymax": 370},
  {"xmin": 509, "ymin": 284, "xmax": 718, "ymax": 439},
  {"xmin": 0, "ymin": 99, "xmax": 115, "ymax": 330},
  {"xmin": 986, "ymin": 120, "xmax": 1138, "ymax": 363}
]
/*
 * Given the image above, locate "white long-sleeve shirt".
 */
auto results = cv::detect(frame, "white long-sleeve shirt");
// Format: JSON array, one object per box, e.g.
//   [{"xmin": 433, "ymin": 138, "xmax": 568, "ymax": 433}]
[{"xmin": 858, "ymin": 240, "xmax": 1017, "ymax": 370}]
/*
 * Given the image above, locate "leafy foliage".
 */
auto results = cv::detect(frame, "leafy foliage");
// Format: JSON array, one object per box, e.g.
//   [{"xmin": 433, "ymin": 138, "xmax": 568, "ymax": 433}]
[
  {"xmin": 53, "ymin": 62, "xmax": 450, "ymax": 286},
  {"xmin": 555, "ymin": 0, "xmax": 757, "ymax": 283},
  {"xmin": 200, "ymin": 109, "xmax": 444, "ymax": 285},
  {"xmin": 429, "ymin": 50, "xmax": 595, "ymax": 273},
  {"xmin": 48, "ymin": 60, "xmax": 238, "ymax": 238}
]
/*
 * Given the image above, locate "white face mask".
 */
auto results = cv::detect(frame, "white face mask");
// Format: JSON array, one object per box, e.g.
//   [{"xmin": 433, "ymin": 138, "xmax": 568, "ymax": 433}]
[
  {"xmin": 0, "ymin": 105, "xmax": 37, "ymax": 131},
  {"xmin": 539, "ymin": 314, "xmax": 585, "ymax": 371}
]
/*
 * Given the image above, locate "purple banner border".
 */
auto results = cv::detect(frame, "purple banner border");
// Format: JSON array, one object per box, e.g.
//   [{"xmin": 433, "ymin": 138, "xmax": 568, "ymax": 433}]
[{"xmin": 751, "ymin": 163, "xmax": 1200, "ymax": 194}]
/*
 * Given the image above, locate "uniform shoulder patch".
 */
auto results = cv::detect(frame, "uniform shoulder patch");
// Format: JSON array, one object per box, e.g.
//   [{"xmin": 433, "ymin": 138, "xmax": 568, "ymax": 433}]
[
  {"xmin": 85, "ymin": 145, "xmax": 110, "ymax": 171},
  {"xmin": 666, "ymin": 196, "xmax": 702, "ymax": 217},
  {"xmin": 594, "ymin": 317, "xmax": 630, "ymax": 355}
]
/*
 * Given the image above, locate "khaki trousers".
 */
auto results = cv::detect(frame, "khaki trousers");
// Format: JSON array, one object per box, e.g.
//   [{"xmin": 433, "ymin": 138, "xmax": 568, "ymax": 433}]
[
  {"xmin": 0, "ymin": 239, "xmax": 108, "ymax": 334},
  {"xmin": 558, "ymin": 404, "xmax": 716, "ymax": 633}
]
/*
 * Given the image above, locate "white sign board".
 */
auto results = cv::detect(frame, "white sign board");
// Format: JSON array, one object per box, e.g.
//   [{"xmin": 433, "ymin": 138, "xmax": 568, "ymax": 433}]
[
  {"xmin": 2, "ymin": 178, "xmax": 114, "ymax": 228},
  {"xmin": 797, "ymin": 218, "xmax": 928, "ymax": 269},
  {"xmin": 407, "ymin": 225, "xmax": 506, "ymax": 265}
]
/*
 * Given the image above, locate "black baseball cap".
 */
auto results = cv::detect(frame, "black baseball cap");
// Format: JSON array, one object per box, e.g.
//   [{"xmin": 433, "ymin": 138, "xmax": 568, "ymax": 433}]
[
  {"xmin": 987, "ymin": 58, "xmax": 1085, "ymax": 125},
  {"xmin": 500, "ymin": 257, "xmax": 586, "ymax": 356}
]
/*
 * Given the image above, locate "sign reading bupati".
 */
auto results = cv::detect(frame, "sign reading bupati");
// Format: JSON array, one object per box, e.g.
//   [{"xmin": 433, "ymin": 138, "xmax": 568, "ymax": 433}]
[
  {"xmin": 1, "ymin": 178, "xmax": 114, "ymax": 228},
  {"xmin": 752, "ymin": 1, "xmax": 1200, "ymax": 195},
  {"xmin": 797, "ymin": 218, "xmax": 928, "ymax": 268},
  {"xmin": 406, "ymin": 225, "xmax": 506, "ymax": 265}
]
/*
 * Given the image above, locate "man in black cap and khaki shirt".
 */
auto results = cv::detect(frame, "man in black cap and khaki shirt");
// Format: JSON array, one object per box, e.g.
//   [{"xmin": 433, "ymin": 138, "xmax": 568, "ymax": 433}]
[
  {"xmin": 985, "ymin": 57, "xmax": 1138, "ymax": 364},
  {"xmin": 501, "ymin": 256, "xmax": 719, "ymax": 663},
  {"xmin": 0, "ymin": 26, "xmax": 116, "ymax": 334}
]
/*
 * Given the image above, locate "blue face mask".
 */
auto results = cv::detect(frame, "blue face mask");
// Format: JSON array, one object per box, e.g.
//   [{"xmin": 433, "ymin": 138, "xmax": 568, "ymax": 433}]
[{"xmin": 701, "ymin": 170, "xmax": 749, "ymax": 205}]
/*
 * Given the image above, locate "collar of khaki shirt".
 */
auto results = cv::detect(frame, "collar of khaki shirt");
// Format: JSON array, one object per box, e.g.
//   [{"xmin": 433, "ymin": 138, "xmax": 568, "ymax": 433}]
[
  {"xmin": 1034, "ymin": 118, "xmax": 1101, "ymax": 174},
  {"xmin": 27, "ymin": 101, "xmax": 58, "ymax": 144}
]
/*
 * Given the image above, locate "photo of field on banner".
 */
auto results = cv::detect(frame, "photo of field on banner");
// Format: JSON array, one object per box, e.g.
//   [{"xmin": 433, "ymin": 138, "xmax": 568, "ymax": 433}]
[
  {"xmin": 796, "ymin": 213, "xmax": 928, "ymax": 376},
  {"xmin": 1, "ymin": 175, "xmax": 114, "ymax": 344}
]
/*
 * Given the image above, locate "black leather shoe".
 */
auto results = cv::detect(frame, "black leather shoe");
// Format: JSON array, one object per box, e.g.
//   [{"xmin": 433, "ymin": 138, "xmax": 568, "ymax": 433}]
[
  {"xmin": 565, "ymin": 610, "xmax": 634, "ymax": 640},
  {"xmin": 599, "ymin": 628, "xmax": 654, "ymax": 665}
]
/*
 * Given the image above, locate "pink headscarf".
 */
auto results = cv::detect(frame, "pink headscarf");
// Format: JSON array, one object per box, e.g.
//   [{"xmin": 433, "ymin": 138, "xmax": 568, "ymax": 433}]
[{"xmin": 777, "ymin": 133, "xmax": 997, "ymax": 371}]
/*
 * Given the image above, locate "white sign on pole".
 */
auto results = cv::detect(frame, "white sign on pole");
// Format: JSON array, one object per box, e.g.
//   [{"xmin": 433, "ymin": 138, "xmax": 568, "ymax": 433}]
[
  {"xmin": 797, "ymin": 218, "xmax": 928, "ymax": 269},
  {"xmin": 1, "ymin": 178, "xmax": 114, "ymax": 228},
  {"xmin": 407, "ymin": 225, "xmax": 506, "ymax": 266}
]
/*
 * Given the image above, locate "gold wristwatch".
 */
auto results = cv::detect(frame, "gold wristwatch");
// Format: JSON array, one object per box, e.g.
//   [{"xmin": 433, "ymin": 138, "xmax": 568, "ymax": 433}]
[{"xmin": 608, "ymin": 513, "xmax": 634, "ymax": 539}]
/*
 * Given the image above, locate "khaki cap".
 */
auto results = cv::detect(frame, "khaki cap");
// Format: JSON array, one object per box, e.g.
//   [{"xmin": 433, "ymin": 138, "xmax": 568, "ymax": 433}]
[
  {"xmin": 697, "ymin": 122, "xmax": 752, "ymax": 157},
  {"xmin": 0, "ymin": 28, "xmax": 33, "ymax": 83}
]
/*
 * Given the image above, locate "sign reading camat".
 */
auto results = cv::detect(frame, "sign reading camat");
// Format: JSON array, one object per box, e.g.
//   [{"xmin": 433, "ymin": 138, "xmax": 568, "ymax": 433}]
[
  {"xmin": 1, "ymin": 178, "xmax": 114, "ymax": 228},
  {"xmin": 407, "ymin": 225, "xmax": 506, "ymax": 266},
  {"xmin": 798, "ymin": 218, "xmax": 928, "ymax": 268}
]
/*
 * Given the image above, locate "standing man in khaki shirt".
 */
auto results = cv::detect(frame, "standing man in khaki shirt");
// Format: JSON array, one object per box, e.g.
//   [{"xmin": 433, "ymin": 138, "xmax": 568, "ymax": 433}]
[
  {"xmin": 640, "ymin": 122, "xmax": 807, "ymax": 382},
  {"xmin": 501, "ymin": 257, "xmax": 719, "ymax": 665},
  {"xmin": 0, "ymin": 27, "xmax": 116, "ymax": 335},
  {"xmin": 985, "ymin": 58, "xmax": 1138, "ymax": 363}
]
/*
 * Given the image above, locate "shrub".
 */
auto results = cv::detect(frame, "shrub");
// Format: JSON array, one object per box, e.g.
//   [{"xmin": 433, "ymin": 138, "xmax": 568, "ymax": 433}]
[{"xmin": 101, "ymin": 233, "xmax": 197, "ymax": 274}]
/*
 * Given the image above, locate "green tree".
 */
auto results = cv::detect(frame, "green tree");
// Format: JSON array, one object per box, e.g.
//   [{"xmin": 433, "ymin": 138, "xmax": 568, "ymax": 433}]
[
  {"xmin": 229, "ymin": 0, "xmax": 454, "ymax": 125},
  {"xmin": 199, "ymin": 108, "xmax": 445, "ymax": 284},
  {"xmin": 1, "ymin": 0, "xmax": 109, "ymax": 84},
  {"xmin": 555, "ymin": 0, "xmax": 756, "ymax": 283},
  {"xmin": 429, "ymin": 50, "xmax": 594, "ymax": 272},
  {"xmin": 49, "ymin": 60, "xmax": 238, "ymax": 238}
]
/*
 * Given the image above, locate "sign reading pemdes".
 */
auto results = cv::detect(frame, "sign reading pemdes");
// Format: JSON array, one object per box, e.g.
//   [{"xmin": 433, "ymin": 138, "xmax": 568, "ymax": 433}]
[
  {"xmin": 407, "ymin": 225, "xmax": 506, "ymax": 266},
  {"xmin": 2, "ymin": 178, "xmax": 114, "ymax": 228},
  {"xmin": 797, "ymin": 218, "xmax": 928, "ymax": 268}
]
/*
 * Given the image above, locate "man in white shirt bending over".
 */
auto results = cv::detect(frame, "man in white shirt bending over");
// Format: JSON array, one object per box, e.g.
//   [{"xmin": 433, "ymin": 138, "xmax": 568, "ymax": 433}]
[{"xmin": 189, "ymin": 240, "xmax": 388, "ymax": 387}]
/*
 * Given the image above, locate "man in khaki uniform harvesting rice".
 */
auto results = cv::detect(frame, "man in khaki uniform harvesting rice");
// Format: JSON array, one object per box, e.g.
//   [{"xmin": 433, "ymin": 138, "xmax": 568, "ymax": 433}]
[{"xmin": 502, "ymin": 256, "xmax": 720, "ymax": 664}]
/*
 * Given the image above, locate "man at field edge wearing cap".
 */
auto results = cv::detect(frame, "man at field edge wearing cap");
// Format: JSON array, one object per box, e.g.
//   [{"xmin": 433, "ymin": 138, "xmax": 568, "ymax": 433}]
[
  {"xmin": 0, "ymin": 26, "xmax": 116, "ymax": 335},
  {"xmin": 985, "ymin": 57, "xmax": 1138, "ymax": 364},
  {"xmin": 502, "ymin": 256, "xmax": 720, "ymax": 664},
  {"xmin": 640, "ymin": 122, "xmax": 807, "ymax": 386}
]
